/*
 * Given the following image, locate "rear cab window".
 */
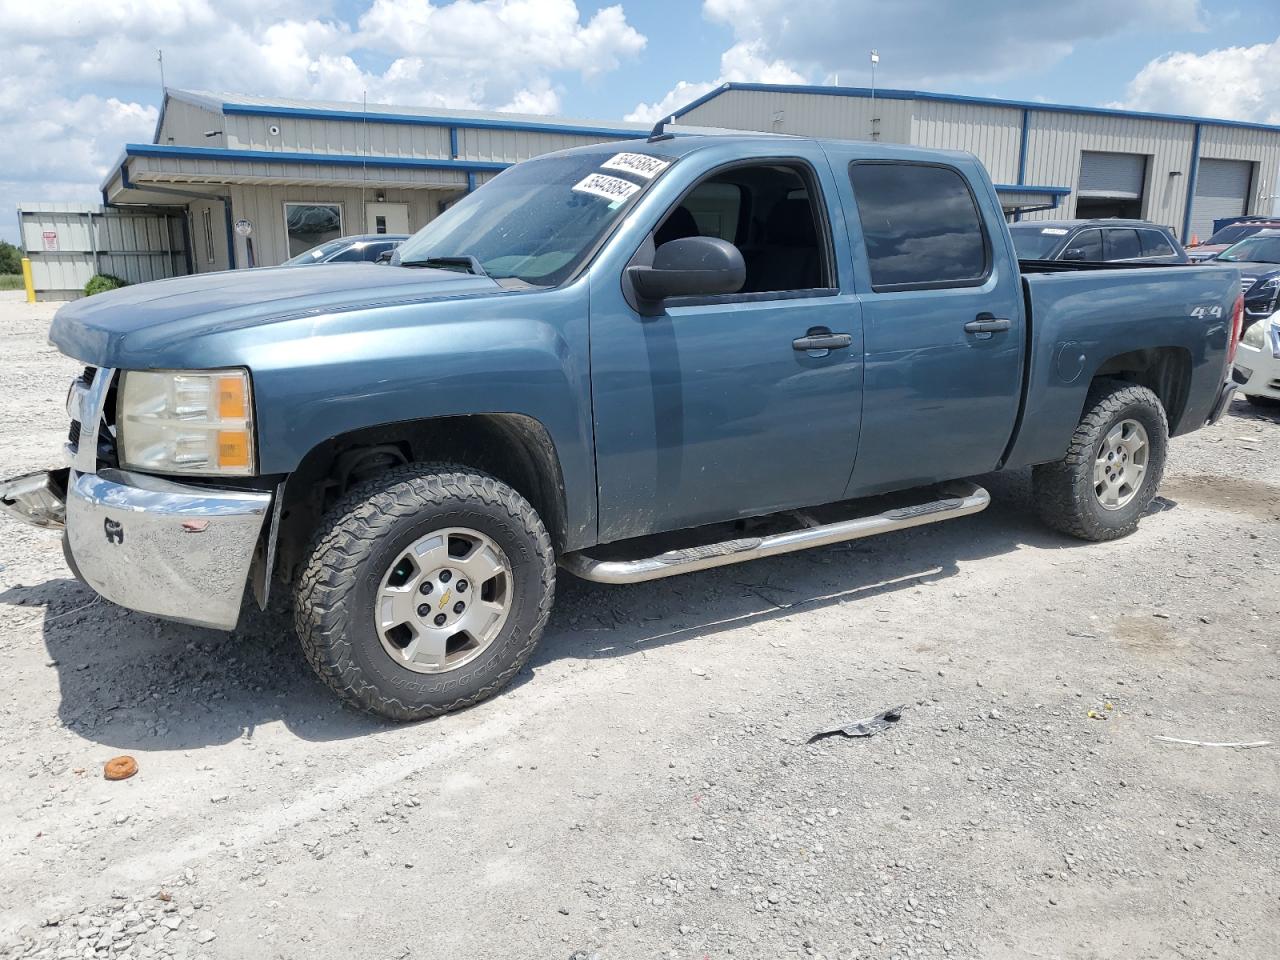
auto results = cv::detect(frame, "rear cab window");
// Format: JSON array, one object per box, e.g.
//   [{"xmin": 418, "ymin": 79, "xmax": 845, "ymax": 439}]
[
  {"xmin": 1139, "ymin": 229, "xmax": 1177, "ymax": 258},
  {"xmin": 847, "ymin": 162, "xmax": 989, "ymax": 290}
]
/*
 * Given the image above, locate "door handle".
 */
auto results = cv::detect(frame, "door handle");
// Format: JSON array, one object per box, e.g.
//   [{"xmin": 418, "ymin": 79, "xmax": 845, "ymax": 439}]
[
  {"xmin": 793, "ymin": 331, "xmax": 853, "ymax": 351},
  {"xmin": 964, "ymin": 315, "xmax": 1012, "ymax": 334}
]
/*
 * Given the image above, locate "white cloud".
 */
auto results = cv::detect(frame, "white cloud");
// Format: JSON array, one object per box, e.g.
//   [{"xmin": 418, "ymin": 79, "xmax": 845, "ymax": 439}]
[
  {"xmin": 0, "ymin": 0, "xmax": 646, "ymax": 243},
  {"xmin": 626, "ymin": 41, "xmax": 806, "ymax": 123},
  {"xmin": 629, "ymin": 0, "xmax": 1207, "ymax": 123},
  {"xmin": 1120, "ymin": 36, "xmax": 1280, "ymax": 124}
]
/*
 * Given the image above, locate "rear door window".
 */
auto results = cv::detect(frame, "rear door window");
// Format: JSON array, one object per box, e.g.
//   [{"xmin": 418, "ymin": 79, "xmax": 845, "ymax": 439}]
[
  {"xmin": 1138, "ymin": 229, "xmax": 1177, "ymax": 258},
  {"xmin": 1105, "ymin": 228, "xmax": 1142, "ymax": 261},
  {"xmin": 848, "ymin": 162, "xmax": 989, "ymax": 290}
]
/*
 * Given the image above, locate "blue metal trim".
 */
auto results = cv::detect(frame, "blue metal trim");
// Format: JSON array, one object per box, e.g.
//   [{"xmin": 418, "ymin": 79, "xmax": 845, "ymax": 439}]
[
  {"xmin": 221, "ymin": 103, "xmax": 647, "ymax": 139},
  {"xmin": 993, "ymin": 184, "xmax": 1072, "ymax": 196},
  {"xmin": 1014, "ymin": 108, "xmax": 1031, "ymax": 222},
  {"xmin": 466, "ymin": 172, "xmax": 477, "ymax": 193},
  {"xmin": 670, "ymin": 81, "xmax": 1280, "ymax": 135},
  {"xmin": 1182, "ymin": 122, "xmax": 1203, "ymax": 243},
  {"xmin": 449, "ymin": 126, "xmax": 459, "ymax": 159},
  {"xmin": 122, "ymin": 143, "xmax": 511, "ymax": 172}
]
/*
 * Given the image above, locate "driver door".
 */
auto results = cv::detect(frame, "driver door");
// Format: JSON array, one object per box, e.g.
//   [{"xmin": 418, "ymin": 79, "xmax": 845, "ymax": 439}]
[{"xmin": 588, "ymin": 154, "xmax": 865, "ymax": 544}]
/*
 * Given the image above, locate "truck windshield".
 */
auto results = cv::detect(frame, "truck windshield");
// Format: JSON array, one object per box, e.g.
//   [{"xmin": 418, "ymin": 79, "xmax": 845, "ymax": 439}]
[
  {"xmin": 1008, "ymin": 225, "xmax": 1068, "ymax": 259},
  {"xmin": 396, "ymin": 151, "xmax": 671, "ymax": 286},
  {"xmin": 1217, "ymin": 236, "xmax": 1280, "ymax": 264}
]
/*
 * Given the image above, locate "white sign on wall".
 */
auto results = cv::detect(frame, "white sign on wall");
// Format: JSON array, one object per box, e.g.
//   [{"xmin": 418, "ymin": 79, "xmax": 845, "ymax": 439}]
[{"xmin": 41, "ymin": 231, "xmax": 58, "ymax": 252}]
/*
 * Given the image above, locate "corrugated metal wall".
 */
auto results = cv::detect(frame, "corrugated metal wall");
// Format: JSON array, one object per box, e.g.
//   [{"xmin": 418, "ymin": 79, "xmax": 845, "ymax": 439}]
[
  {"xmin": 679, "ymin": 89, "xmax": 1280, "ymax": 234},
  {"xmin": 679, "ymin": 88, "xmax": 913, "ymax": 143},
  {"xmin": 910, "ymin": 100, "xmax": 1023, "ymax": 183},
  {"xmin": 225, "ymin": 185, "xmax": 444, "ymax": 266},
  {"xmin": 18, "ymin": 204, "xmax": 187, "ymax": 300},
  {"xmin": 157, "ymin": 99, "xmax": 224, "ymax": 147}
]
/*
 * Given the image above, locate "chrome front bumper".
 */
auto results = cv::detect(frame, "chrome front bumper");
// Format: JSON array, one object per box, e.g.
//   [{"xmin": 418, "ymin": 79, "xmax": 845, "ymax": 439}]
[{"xmin": 1, "ymin": 468, "xmax": 271, "ymax": 630}]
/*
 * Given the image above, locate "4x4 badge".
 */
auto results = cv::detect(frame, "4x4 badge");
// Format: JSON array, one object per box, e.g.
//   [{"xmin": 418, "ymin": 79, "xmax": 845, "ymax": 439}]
[{"xmin": 103, "ymin": 517, "xmax": 124, "ymax": 544}]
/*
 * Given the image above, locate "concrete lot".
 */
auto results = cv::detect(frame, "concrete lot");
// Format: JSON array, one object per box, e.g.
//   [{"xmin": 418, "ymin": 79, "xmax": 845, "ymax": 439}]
[{"xmin": 0, "ymin": 298, "xmax": 1277, "ymax": 960}]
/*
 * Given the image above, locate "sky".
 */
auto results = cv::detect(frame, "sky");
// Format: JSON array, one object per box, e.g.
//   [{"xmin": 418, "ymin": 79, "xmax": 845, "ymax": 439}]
[{"xmin": 2, "ymin": 0, "xmax": 1279, "ymax": 245}]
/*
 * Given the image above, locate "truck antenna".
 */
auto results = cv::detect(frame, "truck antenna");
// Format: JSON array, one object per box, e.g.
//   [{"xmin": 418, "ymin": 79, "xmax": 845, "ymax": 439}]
[{"xmin": 648, "ymin": 114, "xmax": 676, "ymax": 143}]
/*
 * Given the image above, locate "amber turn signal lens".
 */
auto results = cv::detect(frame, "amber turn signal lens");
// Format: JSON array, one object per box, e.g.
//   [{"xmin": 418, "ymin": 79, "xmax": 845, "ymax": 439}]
[
  {"xmin": 216, "ymin": 375, "xmax": 248, "ymax": 419},
  {"xmin": 217, "ymin": 430, "xmax": 251, "ymax": 469}
]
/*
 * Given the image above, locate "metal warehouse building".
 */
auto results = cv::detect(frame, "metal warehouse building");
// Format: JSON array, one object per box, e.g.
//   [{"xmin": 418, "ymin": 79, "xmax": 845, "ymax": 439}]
[
  {"xmin": 670, "ymin": 82, "xmax": 1280, "ymax": 239},
  {"xmin": 18, "ymin": 82, "xmax": 1280, "ymax": 297}
]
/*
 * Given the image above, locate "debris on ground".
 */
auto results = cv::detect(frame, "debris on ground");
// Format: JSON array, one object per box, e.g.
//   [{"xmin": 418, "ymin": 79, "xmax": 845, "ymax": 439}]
[
  {"xmin": 807, "ymin": 705, "xmax": 904, "ymax": 743},
  {"xmin": 103, "ymin": 755, "xmax": 138, "ymax": 781},
  {"xmin": 1153, "ymin": 736, "xmax": 1273, "ymax": 749}
]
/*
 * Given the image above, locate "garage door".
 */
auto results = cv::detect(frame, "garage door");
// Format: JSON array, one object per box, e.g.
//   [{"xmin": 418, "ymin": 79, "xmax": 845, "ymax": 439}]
[
  {"xmin": 1078, "ymin": 152, "xmax": 1146, "ymax": 198},
  {"xmin": 1189, "ymin": 158, "xmax": 1253, "ymax": 241}
]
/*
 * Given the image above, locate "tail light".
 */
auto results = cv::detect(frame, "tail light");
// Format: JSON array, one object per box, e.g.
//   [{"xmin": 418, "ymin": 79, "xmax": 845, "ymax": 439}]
[{"xmin": 1228, "ymin": 293, "xmax": 1244, "ymax": 365}]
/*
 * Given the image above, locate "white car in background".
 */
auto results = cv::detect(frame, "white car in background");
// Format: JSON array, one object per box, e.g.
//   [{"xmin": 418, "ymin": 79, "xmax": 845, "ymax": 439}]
[{"xmin": 1237, "ymin": 316, "xmax": 1280, "ymax": 408}]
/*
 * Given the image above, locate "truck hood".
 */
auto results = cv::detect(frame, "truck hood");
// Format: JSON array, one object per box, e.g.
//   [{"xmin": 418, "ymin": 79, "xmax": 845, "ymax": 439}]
[{"xmin": 50, "ymin": 264, "xmax": 501, "ymax": 366}]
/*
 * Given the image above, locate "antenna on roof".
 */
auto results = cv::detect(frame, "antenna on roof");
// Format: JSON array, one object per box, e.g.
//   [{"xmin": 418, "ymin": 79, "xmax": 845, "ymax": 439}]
[
  {"xmin": 648, "ymin": 114, "xmax": 676, "ymax": 143},
  {"xmin": 157, "ymin": 49, "xmax": 165, "ymax": 91}
]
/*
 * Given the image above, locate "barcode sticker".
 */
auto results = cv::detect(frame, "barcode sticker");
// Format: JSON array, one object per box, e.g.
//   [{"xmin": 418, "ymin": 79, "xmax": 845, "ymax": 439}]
[
  {"xmin": 572, "ymin": 173, "xmax": 642, "ymax": 203},
  {"xmin": 600, "ymin": 152, "xmax": 671, "ymax": 180}
]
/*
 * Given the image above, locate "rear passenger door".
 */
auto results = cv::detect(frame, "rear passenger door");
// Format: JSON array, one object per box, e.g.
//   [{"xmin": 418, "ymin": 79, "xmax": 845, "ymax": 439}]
[
  {"xmin": 836, "ymin": 159, "xmax": 1026, "ymax": 496},
  {"xmin": 1137, "ymin": 228, "xmax": 1182, "ymax": 263},
  {"xmin": 1103, "ymin": 228, "xmax": 1142, "ymax": 262}
]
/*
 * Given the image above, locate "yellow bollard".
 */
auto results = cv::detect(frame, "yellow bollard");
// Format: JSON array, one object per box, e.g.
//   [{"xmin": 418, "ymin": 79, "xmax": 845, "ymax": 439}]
[{"xmin": 20, "ymin": 257, "xmax": 36, "ymax": 304}]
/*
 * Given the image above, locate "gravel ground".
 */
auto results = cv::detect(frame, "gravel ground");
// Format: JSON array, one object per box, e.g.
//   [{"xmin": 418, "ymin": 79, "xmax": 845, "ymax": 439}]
[{"xmin": 1, "ymin": 298, "xmax": 1277, "ymax": 960}]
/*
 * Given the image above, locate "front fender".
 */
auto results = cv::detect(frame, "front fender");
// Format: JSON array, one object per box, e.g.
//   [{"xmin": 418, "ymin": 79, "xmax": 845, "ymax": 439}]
[{"xmin": 242, "ymin": 284, "xmax": 597, "ymax": 547}]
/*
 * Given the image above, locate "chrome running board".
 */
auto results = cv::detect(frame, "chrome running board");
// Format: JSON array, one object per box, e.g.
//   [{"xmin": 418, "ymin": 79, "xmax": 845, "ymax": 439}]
[{"xmin": 561, "ymin": 482, "xmax": 990, "ymax": 584}]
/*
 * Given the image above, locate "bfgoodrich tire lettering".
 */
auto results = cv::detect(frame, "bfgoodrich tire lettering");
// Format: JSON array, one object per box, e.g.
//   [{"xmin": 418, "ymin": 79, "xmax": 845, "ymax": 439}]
[
  {"xmin": 293, "ymin": 464, "xmax": 555, "ymax": 721},
  {"xmin": 1032, "ymin": 381, "xmax": 1169, "ymax": 542}
]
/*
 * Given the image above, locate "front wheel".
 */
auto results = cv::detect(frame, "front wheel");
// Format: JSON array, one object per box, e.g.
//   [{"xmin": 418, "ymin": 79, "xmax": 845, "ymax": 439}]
[
  {"xmin": 1033, "ymin": 381, "xmax": 1169, "ymax": 542},
  {"xmin": 294, "ymin": 464, "xmax": 555, "ymax": 721}
]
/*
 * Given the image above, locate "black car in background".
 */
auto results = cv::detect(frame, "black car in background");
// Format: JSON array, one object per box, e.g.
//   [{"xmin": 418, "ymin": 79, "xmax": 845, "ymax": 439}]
[
  {"xmin": 1212, "ymin": 229, "xmax": 1280, "ymax": 324},
  {"xmin": 1008, "ymin": 219, "xmax": 1188, "ymax": 264},
  {"xmin": 284, "ymin": 234, "xmax": 409, "ymax": 265}
]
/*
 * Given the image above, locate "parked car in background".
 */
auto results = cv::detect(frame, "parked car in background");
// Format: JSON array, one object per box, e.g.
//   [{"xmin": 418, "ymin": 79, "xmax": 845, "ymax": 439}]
[
  {"xmin": 1186, "ymin": 218, "xmax": 1280, "ymax": 262},
  {"xmin": 1213, "ymin": 229, "xmax": 1280, "ymax": 326},
  {"xmin": 1236, "ymin": 314, "xmax": 1280, "ymax": 407},
  {"xmin": 284, "ymin": 234, "xmax": 409, "ymax": 265},
  {"xmin": 1008, "ymin": 219, "xmax": 1188, "ymax": 264}
]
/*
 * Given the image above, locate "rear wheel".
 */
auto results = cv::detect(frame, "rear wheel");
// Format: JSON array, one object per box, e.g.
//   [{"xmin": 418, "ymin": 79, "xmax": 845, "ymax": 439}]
[
  {"xmin": 294, "ymin": 464, "xmax": 555, "ymax": 721},
  {"xmin": 1033, "ymin": 381, "xmax": 1168, "ymax": 541}
]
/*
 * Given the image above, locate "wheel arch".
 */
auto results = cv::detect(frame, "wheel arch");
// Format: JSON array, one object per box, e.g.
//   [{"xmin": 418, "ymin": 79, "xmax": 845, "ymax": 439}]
[
  {"xmin": 1088, "ymin": 346, "xmax": 1193, "ymax": 433},
  {"xmin": 272, "ymin": 413, "xmax": 570, "ymax": 587}
]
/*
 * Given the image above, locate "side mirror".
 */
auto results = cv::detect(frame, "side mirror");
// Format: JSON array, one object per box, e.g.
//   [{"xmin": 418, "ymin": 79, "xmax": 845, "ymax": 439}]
[
  {"xmin": 627, "ymin": 236, "xmax": 746, "ymax": 304},
  {"xmin": 1061, "ymin": 247, "xmax": 1087, "ymax": 261},
  {"xmin": 375, "ymin": 250, "xmax": 394, "ymax": 264}
]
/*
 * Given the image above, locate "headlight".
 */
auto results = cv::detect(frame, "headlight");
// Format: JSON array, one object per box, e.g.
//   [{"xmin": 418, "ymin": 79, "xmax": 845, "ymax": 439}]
[
  {"xmin": 1260, "ymin": 276, "xmax": 1280, "ymax": 291},
  {"xmin": 117, "ymin": 369, "xmax": 255, "ymax": 476},
  {"xmin": 1242, "ymin": 321, "xmax": 1266, "ymax": 349}
]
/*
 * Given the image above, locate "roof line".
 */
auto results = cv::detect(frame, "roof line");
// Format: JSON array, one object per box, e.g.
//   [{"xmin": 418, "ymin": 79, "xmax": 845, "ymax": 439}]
[
  {"xmin": 992, "ymin": 184, "xmax": 1072, "ymax": 196},
  {"xmin": 219, "ymin": 102, "xmax": 647, "ymax": 139},
  {"xmin": 671, "ymin": 82, "xmax": 1280, "ymax": 135},
  {"xmin": 122, "ymin": 143, "xmax": 516, "ymax": 173}
]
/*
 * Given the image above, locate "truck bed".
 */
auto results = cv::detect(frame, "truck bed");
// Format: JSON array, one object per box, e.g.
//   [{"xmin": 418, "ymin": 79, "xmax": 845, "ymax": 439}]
[{"xmin": 1002, "ymin": 261, "xmax": 1239, "ymax": 470}]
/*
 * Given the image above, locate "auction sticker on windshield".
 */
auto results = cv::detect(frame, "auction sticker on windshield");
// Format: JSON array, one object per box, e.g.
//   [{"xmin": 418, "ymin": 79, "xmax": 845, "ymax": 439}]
[
  {"xmin": 600, "ymin": 153, "xmax": 671, "ymax": 180},
  {"xmin": 572, "ymin": 173, "xmax": 641, "ymax": 203}
]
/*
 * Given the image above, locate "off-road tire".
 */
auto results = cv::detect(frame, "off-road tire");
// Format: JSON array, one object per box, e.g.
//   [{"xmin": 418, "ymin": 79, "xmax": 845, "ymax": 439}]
[
  {"xmin": 1032, "ymin": 380, "xmax": 1168, "ymax": 542},
  {"xmin": 294, "ymin": 463, "xmax": 555, "ymax": 721}
]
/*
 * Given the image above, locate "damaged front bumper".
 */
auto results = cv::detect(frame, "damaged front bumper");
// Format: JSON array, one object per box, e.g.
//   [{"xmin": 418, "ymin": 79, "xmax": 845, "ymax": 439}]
[
  {"xmin": 1, "ymin": 467, "xmax": 272, "ymax": 630},
  {"xmin": 1, "ymin": 364, "xmax": 272, "ymax": 630}
]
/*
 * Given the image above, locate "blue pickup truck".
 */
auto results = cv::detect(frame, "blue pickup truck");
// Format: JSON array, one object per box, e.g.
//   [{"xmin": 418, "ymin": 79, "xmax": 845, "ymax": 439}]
[{"xmin": 1, "ymin": 134, "xmax": 1244, "ymax": 720}]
